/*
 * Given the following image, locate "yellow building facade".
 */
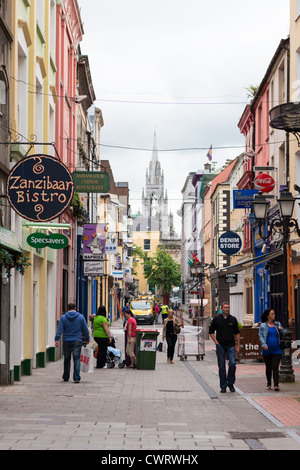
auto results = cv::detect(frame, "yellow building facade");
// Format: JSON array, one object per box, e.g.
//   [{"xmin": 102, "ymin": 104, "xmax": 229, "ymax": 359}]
[
  {"xmin": 9, "ymin": 0, "xmax": 58, "ymax": 379},
  {"xmin": 133, "ymin": 230, "xmax": 160, "ymax": 294}
]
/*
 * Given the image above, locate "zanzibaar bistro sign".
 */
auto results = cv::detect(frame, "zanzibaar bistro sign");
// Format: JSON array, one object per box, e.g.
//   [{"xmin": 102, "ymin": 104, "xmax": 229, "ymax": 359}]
[
  {"xmin": 6, "ymin": 155, "xmax": 74, "ymax": 222},
  {"xmin": 218, "ymin": 231, "xmax": 242, "ymax": 256}
]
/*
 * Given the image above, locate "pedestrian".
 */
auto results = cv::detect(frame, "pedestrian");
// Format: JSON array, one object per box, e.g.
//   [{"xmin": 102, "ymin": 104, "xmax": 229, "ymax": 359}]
[
  {"xmin": 125, "ymin": 310, "xmax": 137, "ymax": 368},
  {"xmin": 122, "ymin": 302, "xmax": 130, "ymax": 328},
  {"xmin": 55, "ymin": 302, "xmax": 90, "ymax": 383},
  {"xmin": 161, "ymin": 303, "xmax": 169, "ymax": 323},
  {"xmin": 258, "ymin": 308, "xmax": 284, "ymax": 391},
  {"xmin": 209, "ymin": 301, "xmax": 240, "ymax": 393},
  {"xmin": 162, "ymin": 309, "xmax": 181, "ymax": 364},
  {"xmin": 93, "ymin": 305, "xmax": 112, "ymax": 368},
  {"xmin": 154, "ymin": 303, "xmax": 160, "ymax": 324}
]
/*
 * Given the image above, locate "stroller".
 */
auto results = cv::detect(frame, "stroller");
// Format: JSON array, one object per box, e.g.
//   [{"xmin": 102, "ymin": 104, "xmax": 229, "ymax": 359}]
[{"xmin": 106, "ymin": 336, "xmax": 126, "ymax": 369}]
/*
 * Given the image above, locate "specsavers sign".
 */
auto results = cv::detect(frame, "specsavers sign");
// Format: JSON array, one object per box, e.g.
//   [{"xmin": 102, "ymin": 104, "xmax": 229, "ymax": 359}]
[{"xmin": 27, "ymin": 233, "xmax": 69, "ymax": 249}]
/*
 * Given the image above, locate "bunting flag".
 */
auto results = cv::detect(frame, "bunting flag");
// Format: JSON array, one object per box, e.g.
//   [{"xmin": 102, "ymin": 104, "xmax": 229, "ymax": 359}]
[
  {"xmin": 192, "ymin": 253, "xmax": 199, "ymax": 264},
  {"xmin": 206, "ymin": 145, "xmax": 212, "ymax": 161}
]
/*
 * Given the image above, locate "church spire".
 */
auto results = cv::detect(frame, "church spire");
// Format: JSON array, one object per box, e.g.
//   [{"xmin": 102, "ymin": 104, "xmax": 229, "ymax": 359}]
[
  {"xmin": 149, "ymin": 130, "xmax": 161, "ymax": 185},
  {"xmin": 152, "ymin": 130, "xmax": 158, "ymax": 163}
]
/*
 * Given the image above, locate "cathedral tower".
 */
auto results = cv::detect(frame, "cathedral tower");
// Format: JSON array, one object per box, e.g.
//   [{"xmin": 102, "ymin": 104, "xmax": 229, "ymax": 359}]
[{"xmin": 133, "ymin": 132, "xmax": 174, "ymax": 239}]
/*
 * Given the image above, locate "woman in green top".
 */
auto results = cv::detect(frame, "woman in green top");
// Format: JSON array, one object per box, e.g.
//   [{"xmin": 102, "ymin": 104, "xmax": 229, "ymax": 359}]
[{"xmin": 93, "ymin": 306, "xmax": 112, "ymax": 368}]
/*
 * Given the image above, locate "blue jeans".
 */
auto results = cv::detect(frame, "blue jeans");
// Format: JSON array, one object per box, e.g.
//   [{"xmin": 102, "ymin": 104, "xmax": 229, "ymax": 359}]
[
  {"xmin": 63, "ymin": 341, "xmax": 82, "ymax": 382},
  {"xmin": 216, "ymin": 344, "xmax": 236, "ymax": 389}
]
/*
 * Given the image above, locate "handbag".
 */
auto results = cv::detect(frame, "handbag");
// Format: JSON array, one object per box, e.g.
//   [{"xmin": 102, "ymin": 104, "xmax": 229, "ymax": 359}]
[
  {"xmin": 156, "ymin": 341, "xmax": 163, "ymax": 352},
  {"xmin": 174, "ymin": 320, "xmax": 181, "ymax": 335},
  {"xmin": 80, "ymin": 346, "xmax": 94, "ymax": 373}
]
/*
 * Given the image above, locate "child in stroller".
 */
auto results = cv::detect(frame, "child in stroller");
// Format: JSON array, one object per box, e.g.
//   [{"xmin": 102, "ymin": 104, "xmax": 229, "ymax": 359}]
[{"xmin": 106, "ymin": 335, "xmax": 126, "ymax": 368}]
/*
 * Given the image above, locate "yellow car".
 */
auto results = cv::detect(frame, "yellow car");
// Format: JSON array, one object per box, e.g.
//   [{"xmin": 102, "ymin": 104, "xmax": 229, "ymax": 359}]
[{"xmin": 130, "ymin": 300, "xmax": 154, "ymax": 324}]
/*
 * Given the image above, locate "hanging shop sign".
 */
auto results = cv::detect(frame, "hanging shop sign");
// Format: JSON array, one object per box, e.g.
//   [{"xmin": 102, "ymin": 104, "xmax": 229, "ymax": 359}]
[
  {"xmin": 27, "ymin": 232, "xmax": 69, "ymax": 249},
  {"xmin": 6, "ymin": 155, "xmax": 74, "ymax": 222},
  {"xmin": 72, "ymin": 171, "xmax": 110, "ymax": 193},
  {"xmin": 83, "ymin": 260, "xmax": 104, "ymax": 277},
  {"xmin": 83, "ymin": 224, "xmax": 106, "ymax": 259},
  {"xmin": 225, "ymin": 273, "xmax": 238, "ymax": 283},
  {"xmin": 233, "ymin": 189, "xmax": 259, "ymax": 208},
  {"xmin": 112, "ymin": 270, "xmax": 123, "ymax": 279},
  {"xmin": 254, "ymin": 173, "xmax": 275, "ymax": 193},
  {"xmin": 218, "ymin": 231, "xmax": 242, "ymax": 255},
  {"xmin": 105, "ymin": 242, "xmax": 118, "ymax": 255}
]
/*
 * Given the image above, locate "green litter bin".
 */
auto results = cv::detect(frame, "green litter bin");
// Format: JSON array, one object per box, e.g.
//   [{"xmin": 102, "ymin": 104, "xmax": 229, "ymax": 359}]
[{"xmin": 136, "ymin": 329, "xmax": 160, "ymax": 370}]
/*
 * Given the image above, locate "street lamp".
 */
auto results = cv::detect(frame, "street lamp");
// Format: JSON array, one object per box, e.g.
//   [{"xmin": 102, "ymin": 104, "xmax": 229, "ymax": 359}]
[{"xmin": 252, "ymin": 189, "xmax": 300, "ymax": 383}]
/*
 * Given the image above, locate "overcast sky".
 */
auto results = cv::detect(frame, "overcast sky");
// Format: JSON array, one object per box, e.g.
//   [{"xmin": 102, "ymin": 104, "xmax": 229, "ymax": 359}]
[{"xmin": 78, "ymin": 0, "xmax": 290, "ymax": 234}]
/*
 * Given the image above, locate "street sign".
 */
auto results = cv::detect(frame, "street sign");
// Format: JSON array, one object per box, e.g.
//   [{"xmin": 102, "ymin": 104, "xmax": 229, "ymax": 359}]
[
  {"xmin": 218, "ymin": 231, "xmax": 242, "ymax": 255},
  {"xmin": 27, "ymin": 232, "xmax": 69, "ymax": 249},
  {"xmin": 72, "ymin": 171, "xmax": 110, "ymax": 193}
]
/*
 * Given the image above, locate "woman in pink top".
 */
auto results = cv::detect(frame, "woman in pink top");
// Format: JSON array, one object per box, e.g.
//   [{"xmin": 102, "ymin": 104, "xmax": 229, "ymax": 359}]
[{"xmin": 125, "ymin": 311, "xmax": 137, "ymax": 368}]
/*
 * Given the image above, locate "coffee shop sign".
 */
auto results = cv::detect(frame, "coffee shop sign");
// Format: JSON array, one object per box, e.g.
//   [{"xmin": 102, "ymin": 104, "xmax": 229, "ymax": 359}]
[{"xmin": 6, "ymin": 155, "xmax": 74, "ymax": 222}]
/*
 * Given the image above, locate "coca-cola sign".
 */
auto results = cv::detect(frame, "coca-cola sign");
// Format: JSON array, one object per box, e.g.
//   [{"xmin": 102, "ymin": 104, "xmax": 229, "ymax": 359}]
[{"xmin": 254, "ymin": 173, "xmax": 275, "ymax": 193}]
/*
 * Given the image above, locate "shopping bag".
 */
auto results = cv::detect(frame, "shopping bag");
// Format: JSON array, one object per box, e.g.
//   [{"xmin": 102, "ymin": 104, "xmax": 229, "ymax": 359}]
[
  {"xmin": 157, "ymin": 341, "xmax": 163, "ymax": 352},
  {"xmin": 80, "ymin": 346, "xmax": 94, "ymax": 373}
]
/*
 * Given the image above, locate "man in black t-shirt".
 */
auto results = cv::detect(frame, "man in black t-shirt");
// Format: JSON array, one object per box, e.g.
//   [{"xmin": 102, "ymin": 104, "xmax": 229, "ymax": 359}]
[{"xmin": 209, "ymin": 301, "xmax": 240, "ymax": 393}]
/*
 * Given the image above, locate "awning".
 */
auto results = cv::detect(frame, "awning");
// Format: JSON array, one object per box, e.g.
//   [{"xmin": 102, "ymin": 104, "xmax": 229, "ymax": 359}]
[
  {"xmin": 219, "ymin": 248, "xmax": 283, "ymax": 275},
  {"xmin": 190, "ymin": 299, "xmax": 208, "ymax": 306},
  {"xmin": 0, "ymin": 226, "xmax": 22, "ymax": 253}
]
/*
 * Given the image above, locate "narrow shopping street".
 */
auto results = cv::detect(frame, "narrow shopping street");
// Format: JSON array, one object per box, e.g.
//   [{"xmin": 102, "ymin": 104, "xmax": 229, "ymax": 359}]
[{"xmin": 1, "ymin": 315, "xmax": 300, "ymax": 452}]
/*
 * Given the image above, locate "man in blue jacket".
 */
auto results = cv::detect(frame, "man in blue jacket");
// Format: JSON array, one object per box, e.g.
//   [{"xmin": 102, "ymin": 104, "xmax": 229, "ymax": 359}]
[{"xmin": 55, "ymin": 302, "xmax": 90, "ymax": 383}]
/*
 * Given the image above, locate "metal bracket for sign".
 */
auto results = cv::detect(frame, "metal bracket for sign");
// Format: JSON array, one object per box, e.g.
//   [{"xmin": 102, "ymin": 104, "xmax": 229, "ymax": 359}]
[{"xmin": 0, "ymin": 136, "xmax": 61, "ymax": 160}]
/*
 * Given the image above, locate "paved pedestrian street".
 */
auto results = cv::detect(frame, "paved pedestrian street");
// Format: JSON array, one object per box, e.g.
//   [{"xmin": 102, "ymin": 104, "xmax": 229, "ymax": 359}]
[{"xmin": 1, "ymin": 321, "xmax": 300, "ymax": 452}]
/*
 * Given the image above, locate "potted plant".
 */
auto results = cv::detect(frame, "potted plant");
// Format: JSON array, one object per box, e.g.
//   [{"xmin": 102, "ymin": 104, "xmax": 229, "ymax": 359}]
[{"xmin": 0, "ymin": 247, "xmax": 31, "ymax": 278}]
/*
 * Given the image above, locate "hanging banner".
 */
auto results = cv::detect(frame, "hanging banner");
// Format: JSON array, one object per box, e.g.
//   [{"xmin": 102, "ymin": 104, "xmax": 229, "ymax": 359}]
[
  {"xmin": 83, "ymin": 224, "xmax": 106, "ymax": 259},
  {"xmin": 6, "ymin": 155, "xmax": 74, "ymax": 222}
]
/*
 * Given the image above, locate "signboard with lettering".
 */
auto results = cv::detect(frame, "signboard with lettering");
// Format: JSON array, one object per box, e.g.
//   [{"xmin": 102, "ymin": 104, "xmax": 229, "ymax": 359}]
[
  {"xmin": 84, "ymin": 260, "xmax": 104, "ymax": 277},
  {"xmin": 233, "ymin": 189, "xmax": 259, "ymax": 208},
  {"xmin": 72, "ymin": 171, "xmax": 110, "ymax": 193},
  {"xmin": 27, "ymin": 232, "xmax": 69, "ymax": 249},
  {"xmin": 218, "ymin": 231, "xmax": 242, "ymax": 255},
  {"xmin": 240, "ymin": 328, "xmax": 262, "ymax": 359},
  {"xmin": 225, "ymin": 274, "xmax": 238, "ymax": 283},
  {"xmin": 6, "ymin": 155, "xmax": 74, "ymax": 222},
  {"xmin": 254, "ymin": 173, "xmax": 275, "ymax": 193}
]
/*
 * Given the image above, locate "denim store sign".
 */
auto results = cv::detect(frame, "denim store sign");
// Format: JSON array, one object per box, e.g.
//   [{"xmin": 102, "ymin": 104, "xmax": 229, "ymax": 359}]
[
  {"xmin": 218, "ymin": 231, "xmax": 242, "ymax": 255},
  {"xmin": 6, "ymin": 155, "xmax": 74, "ymax": 222}
]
